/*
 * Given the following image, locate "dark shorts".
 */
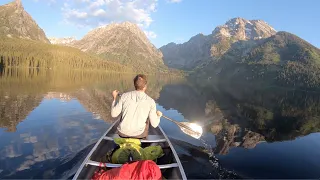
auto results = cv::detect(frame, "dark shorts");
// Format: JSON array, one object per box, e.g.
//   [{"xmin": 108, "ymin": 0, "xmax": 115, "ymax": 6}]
[{"xmin": 117, "ymin": 119, "xmax": 150, "ymax": 139}]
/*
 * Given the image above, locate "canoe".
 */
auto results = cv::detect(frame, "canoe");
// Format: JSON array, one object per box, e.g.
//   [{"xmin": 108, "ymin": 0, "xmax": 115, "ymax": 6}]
[{"xmin": 72, "ymin": 119, "xmax": 187, "ymax": 180}]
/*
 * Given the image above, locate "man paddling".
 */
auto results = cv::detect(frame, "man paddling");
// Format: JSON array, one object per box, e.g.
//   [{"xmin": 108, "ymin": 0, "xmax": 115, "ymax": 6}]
[{"xmin": 111, "ymin": 74, "xmax": 163, "ymax": 139}]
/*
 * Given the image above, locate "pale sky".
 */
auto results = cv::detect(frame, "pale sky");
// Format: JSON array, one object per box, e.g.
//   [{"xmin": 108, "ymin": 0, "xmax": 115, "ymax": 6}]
[{"xmin": 2, "ymin": 0, "xmax": 320, "ymax": 48}]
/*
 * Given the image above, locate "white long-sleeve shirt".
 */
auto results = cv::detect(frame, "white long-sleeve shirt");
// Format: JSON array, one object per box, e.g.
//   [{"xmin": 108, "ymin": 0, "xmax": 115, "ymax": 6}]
[{"xmin": 111, "ymin": 90, "xmax": 161, "ymax": 136}]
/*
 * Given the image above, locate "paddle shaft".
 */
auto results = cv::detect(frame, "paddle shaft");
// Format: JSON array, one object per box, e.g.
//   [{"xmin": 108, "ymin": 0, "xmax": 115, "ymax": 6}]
[{"xmin": 162, "ymin": 115, "xmax": 201, "ymax": 135}]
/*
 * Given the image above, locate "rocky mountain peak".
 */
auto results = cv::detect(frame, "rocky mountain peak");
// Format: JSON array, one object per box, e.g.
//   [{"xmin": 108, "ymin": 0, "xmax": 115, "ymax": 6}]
[
  {"xmin": 78, "ymin": 21, "xmax": 159, "ymax": 55},
  {"xmin": 70, "ymin": 21, "xmax": 166, "ymax": 72},
  {"xmin": 225, "ymin": 17, "xmax": 249, "ymax": 25},
  {"xmin": 14, "ymin": 0, "xmax": 22, "ymax": 8},
  {"xmin": 188, "ymin": 33, "xmax": 207, "ymax": 43},
  {"xmin": 88, "ymin": 22, "xmax": 140, "ymax": 34},
  {"xmin": 212, "ymin": 17, "xmax": 276, "ymax": 40},
  {"xmin": 5, "ymin": 0, "xmax": 22, "ymax": 9},
  {"xmin": 0, "ymin": 0, "xmax": 50, "ymax": 43},
  {"xmin": 49, "ymin": 37, "xmax": 77, "ymax": 45},
  {"xmin": 86, "ymin": 22, "xmax": 148, "ymax": 43},
  {"xmin": 115, "ymin": 21, "xmax": 140, "ymax": 29}
]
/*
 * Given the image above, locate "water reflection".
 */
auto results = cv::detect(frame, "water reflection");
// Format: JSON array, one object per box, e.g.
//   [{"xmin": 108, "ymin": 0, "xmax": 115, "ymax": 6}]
[
  {"xmin": 158, "ymin": 81, "xmax": 320, "ymax": 178},
  {"xmin": 207, "ymin": 84, "xmax": 320, "ymax": 154},
  {"xmin": 158, "ymin": 83, "xmax": 208, "ymax": 122},
  {"xmin": 0, "ymin": 94, "xmax": 42, "ymax": 132},
  {"xmin": 158, "ymin": 82, "xmax": 320, "ymax": 153},
  {"xmin": 0, "ymin": 99, "xmax": 108, "ymax": 178},
  {"xmin": 0, "ymin": 68, "xmax": 183, "ymax": 179},
  {"xmin": 1, "ymin": 68, "xmax": 320, "ymax": 179}
]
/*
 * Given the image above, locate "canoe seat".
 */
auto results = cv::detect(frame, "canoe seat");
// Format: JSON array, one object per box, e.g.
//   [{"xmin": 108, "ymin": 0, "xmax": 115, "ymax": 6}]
[
  {"xmin": 86, "ymin": 160, "xmax": 178, "ymax": 169},
  {"xmin": 103, "ymin": 134, "xmax": 167, "ymax": 143}
]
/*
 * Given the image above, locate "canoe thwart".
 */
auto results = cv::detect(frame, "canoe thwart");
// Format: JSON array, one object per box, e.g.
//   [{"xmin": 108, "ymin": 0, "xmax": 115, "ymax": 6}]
[
  {"xmin": 103, "ymin": 135, "xmax": 167, "ymax": 143},
  {"xmin": 86, "ymin": 160, "xmax": 179, "ymax": 169}
]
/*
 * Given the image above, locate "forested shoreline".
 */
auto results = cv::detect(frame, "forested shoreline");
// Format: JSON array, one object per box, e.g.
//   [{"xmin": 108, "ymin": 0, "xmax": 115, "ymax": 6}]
[
  {"xmin": 0, "ymin": 37, "xmax": 134, "ymax": 72},
  {"xmin": 0, "ymin": 36, "xmax": 186, "ymax": 77}
]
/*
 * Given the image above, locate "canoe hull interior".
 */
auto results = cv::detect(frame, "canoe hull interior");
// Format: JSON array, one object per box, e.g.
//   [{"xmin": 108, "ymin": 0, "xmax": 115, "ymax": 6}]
[{"xmin": 73, "ymin": 120, "xmax": 186, "ymax": 180}]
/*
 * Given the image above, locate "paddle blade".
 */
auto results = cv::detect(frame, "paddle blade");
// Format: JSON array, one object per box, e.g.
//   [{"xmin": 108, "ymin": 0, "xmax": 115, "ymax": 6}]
[{"xmin": 179, "ymin": 122, "xmax": 203, "ymax": 139}]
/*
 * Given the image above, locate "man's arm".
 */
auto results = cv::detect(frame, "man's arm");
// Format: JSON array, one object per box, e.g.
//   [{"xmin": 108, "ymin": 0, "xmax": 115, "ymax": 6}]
[
  {"xmin": 111, "ymin": 90, "xmax": 122, "ymax": 118},
  {"xmin": 148, "ymin": 100, "xmax": 161, "ymax": 128}
]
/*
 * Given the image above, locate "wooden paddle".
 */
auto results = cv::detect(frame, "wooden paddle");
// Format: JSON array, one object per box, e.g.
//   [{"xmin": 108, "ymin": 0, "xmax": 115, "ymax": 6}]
[
  {"xmin": 162, "ymin": 115, "xmax": 203, "ymax": 139},
  {"xmin": 116, "ymin": 92, "xmax": 203, "ymax": 139}
]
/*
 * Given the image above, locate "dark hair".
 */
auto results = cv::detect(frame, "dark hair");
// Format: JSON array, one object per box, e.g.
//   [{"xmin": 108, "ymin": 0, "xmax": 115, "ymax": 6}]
[{"xmin": 134, "ymin": 74, "xmax": 147, "ymax": 90}]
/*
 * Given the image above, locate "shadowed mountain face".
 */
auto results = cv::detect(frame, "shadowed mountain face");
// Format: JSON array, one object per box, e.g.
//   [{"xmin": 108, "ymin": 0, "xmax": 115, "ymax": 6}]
[
  {"xmin": 161, "ymin": 17, "xmax": 320, "ymax": 90},
  {"xmin": 160, "ymin": 18, "xmax": 276, "ymax": 70},
  {"xmin": 196, "ymin": 31, "xmax": 320, "ymax": 90},
  {"xmin": 0, "ymin": 0, "xmax": 49, "ymax": 43}
]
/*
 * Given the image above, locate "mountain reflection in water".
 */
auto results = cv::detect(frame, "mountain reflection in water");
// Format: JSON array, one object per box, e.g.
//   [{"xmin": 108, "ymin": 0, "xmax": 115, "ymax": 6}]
[{"xmin": 0, "ymin": 68, "xmax": 320, "ymax": 179}]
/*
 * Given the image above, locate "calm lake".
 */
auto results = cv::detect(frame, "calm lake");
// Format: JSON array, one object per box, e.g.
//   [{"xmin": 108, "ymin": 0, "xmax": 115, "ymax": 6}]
[{"xmin": 0, "ymin": 68, "xmax": 320, "ymax": 179}]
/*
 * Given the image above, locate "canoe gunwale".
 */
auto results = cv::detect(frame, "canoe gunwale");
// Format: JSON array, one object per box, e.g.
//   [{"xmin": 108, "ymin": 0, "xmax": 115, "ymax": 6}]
[
  {"xmin": 72, "ymin": 119, "xmax": 119, "ymax": 180},
  {"xmin": 159, "ymin": 126, "xmax": 187, "ymax": 180}
]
